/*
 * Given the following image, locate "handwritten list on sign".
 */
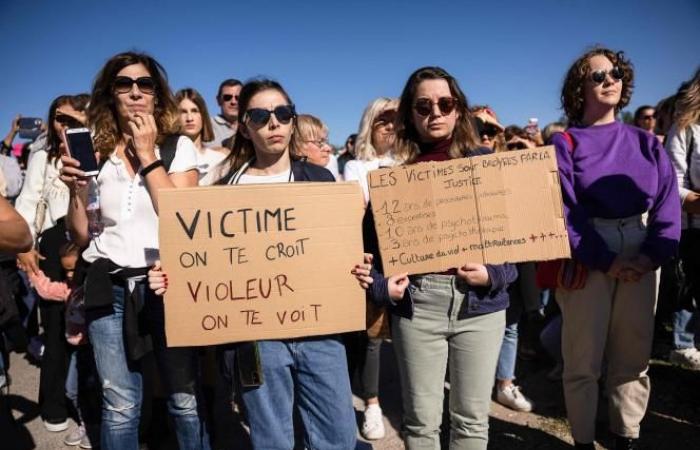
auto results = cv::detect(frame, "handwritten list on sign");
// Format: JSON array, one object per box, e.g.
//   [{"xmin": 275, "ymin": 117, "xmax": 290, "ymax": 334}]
[
  {"xmin": 368, "ymin": 146, "xmax": 570, "ymax": 276},
  {"xmin": 159, "ymin": 182, "xmax": 366, "ymax": 347}
]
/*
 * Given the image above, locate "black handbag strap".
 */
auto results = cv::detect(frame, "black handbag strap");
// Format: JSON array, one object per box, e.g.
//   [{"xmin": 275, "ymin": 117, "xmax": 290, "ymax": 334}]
[{"xmin": 686, "ymin": 127, "xmax": 695, "ymax": 227}]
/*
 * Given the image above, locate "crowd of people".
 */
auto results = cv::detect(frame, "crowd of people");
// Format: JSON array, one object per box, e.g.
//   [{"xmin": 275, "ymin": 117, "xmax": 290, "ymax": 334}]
[{"xmin": 0, "ymin": 46, "xmax": 698, "ymax": 450}]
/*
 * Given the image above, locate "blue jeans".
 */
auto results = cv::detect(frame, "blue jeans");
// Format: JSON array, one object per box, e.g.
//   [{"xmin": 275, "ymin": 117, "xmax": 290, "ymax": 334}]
[
  {"xmin": 226, "ymin": 337, "xmax": 356, "ymax": 449},
  {"xmin": 496, "ymin": 286, "xmax": 523, "ymax": 381},
  {"xmin": 89, "ymin": 283, "xmax": 210, "ymax": 450},
  {"xmin": 673, "ymin": 308, "xmax": 698, "ymax": 349}
]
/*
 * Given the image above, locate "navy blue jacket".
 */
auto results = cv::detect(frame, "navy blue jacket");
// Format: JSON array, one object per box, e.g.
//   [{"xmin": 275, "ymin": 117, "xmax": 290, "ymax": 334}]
[{"xmin": 362, "ymin": 148, "xmax": 517, "ymax": 319}]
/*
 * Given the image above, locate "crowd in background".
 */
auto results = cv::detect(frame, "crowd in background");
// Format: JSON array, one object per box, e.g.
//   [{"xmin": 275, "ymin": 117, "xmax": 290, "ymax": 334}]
[{"xmin": 0, "ymin": 46, "xmax": 699, "ymax": 450}]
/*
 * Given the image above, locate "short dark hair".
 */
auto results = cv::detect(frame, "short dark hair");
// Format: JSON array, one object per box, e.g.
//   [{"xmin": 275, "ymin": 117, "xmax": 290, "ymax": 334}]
[
  {"xmin": 561, "ymin": 47, "xmax": 634, "ymax": 125},
  {"xmin": 216, "ymin": 79, "xmax": 242, "ymax": 99},
  {"xmin": 634, "ymin": 105, "xmax": 655, "ymax": 126}
]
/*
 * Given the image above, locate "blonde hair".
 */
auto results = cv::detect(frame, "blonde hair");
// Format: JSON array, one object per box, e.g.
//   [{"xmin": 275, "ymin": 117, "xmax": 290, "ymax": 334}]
[
  {"xmin": 354, "ymin": 97, "xmax": 398, "ymax": 161},
  {"xmin": 291, "ymin": 114, "xmax": 327, "ymax": 157},
  {"xmin": 675, "ymin": 68, "xmax": 700, "ymax": 130}
]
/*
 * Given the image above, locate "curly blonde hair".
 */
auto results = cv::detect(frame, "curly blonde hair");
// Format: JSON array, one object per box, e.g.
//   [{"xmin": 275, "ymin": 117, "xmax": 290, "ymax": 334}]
[
  {"xmin": 561, "ymin": 47, "xmax": 634, "ymax": 125},
  {"xmin": 88, "ymin": 52, "xmax": 180, "ymax": 159},
  {"xmin": 354, "ymin": 97, "xmax": 398, "ymax": 161}
]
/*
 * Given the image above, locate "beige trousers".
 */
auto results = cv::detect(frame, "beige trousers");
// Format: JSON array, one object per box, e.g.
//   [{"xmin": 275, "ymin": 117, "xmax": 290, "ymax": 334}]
[{"xmin": 557, "ymin": 216, "xmax": 657, "ymax": 443}]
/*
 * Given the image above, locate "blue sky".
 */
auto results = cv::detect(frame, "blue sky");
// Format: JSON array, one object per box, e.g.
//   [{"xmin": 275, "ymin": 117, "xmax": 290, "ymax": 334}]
[{"xmin": 1, "ymin": 0, "xmax": 698, "ymax": 145}]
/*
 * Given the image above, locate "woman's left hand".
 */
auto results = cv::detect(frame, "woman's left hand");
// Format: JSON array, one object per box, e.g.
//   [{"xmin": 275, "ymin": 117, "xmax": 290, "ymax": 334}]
[
  {"xmin": 148, "ymin": 260, "xmax": 168, "ymax": 296},
  {"xmin": 457, "ymin": 262, "xmax": 490, "ymax": 287},
  {"xmin": 127, "ymin": 112, "xmax": 158, "ymax": 165},
  {"xmin": 351, "ymin": 253, "xmax": 374, "ymax": 290}
]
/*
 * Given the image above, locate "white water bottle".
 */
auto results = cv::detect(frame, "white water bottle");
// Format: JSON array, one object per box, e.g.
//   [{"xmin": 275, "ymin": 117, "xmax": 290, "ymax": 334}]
[{"xmin": 86, "ymin": 178, "xmax": 103, "ymax": 238}]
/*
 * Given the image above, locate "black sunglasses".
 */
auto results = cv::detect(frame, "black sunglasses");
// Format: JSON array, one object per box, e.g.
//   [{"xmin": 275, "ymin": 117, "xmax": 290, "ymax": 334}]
[
  {"xmin": 413, "ymin": 97, "xmax": 458, "ymax": 117},
  {"xmin": 113, "ymin": 76, "xmax": 157, "ymax": 95},
  {"xmin": 474, "ymin": 118, "xmax": 500, "ymax": 138},
  {"xmin": 590, "ymin": 66, "xmax": 624, "ymax": 85},
  {"xmin": 55, "ymin": 114, "xmax": 84, "ymax": 128},
  {"xmin": 245, "ymin": 105, "xmax": 296, "ymax": 126},
  {"xmin": 221, "ymin": 94, "xmax": 238, "ymax": 102}
]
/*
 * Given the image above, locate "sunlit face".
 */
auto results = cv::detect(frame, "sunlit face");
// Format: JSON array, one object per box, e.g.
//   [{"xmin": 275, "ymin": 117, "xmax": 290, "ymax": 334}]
[
  {"xmin": 113, "ymin": 63, "xmax": 156, "ymax": 124},
  {"xmin": 242, "ymin": 89, "xmax": 294, "ymax": 160},
  {"xmin": 179, "ymin": 98, "xmax": 203, "ymax": 140},
  {"xmin": 298, "ymin": 128, "xmax": 331, "ymax": 166},
  {"xmin": 218, "ymin": 84, "xmax": 242, "ymax": 119},
  {"xmin": 412, "ymin": 79, "xmax": 459, "ymax": 143},
  {"xmin": 583, "ymin": 55, "xmax": 623, "ymax": 114},
  {"xmin": 371, "ymin": 108, "xmax": 396, "ymax": 155}
]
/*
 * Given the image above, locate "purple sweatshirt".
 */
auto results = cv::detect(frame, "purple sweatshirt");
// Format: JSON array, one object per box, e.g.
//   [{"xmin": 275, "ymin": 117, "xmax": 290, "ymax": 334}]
[{"xmin": 552, "ymin": 121, "xmax": 680, "ymax": 272}]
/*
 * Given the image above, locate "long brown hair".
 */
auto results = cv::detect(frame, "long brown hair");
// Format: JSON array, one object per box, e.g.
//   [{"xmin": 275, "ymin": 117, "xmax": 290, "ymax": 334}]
[
  {"xmin": 674, "ymin": 67, "xmax": 700, "ymax": 131},
  {"xmin": 175, "ymin": 88, "xmax": 215, "ymax": 142},
  {"xmin": 218, "ymin": 79, "xmax": 298, "ymax": 178},
  {"xmin": 46, "ymin": 94, "xmax": 90, "ymax": 164},
  {"xmin": 561, "ymin": 47, "xmax": 634, "ymax": 125},
  {"xmin": 394, "ymin": 66, "xmax": 480, "ymax": 164},
  {"xmin": 88, "ymin": 51, "xmax": 180, "ymax": 159}
]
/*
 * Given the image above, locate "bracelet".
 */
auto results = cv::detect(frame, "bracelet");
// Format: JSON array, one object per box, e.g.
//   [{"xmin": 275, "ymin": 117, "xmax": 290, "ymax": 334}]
[{"xmin": 140, "ymin": 159, "xmax": 164, "ymax": 177}]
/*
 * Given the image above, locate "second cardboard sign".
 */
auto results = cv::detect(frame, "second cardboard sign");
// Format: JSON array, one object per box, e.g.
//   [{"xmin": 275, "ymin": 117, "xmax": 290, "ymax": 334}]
[{"xmin": 367, "ymin": 146, "xmax": 571, "ymax": 276}]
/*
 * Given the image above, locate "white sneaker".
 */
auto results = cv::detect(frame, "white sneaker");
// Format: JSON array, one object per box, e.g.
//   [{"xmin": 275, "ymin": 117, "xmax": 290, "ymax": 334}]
[
  {"xmin": 79, "ymin": 432, "xmax": 93, "ymax": 449},
  {"xmin": 669, "ymin": 348, "xmax": 700, "ymax": 370},
  {"xmin": 361, "ymin": 404, "xmax": 386, "ymax": 440},
  {"xmin": 43, "ymin": 418, "xmax": 69, "ymax": 432},
  {"xmin": 496, "ymin": 384, "xmax": 534, "ymax": 412},
  {"xmin": 64, "ymin": 424, "xmax": 86, "ymax": 446}
]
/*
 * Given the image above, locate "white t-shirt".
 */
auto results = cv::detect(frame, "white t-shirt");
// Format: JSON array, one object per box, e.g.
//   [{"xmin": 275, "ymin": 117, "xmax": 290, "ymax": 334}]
[
  {"xmin": 237, "ymin": 169, "xmax": 293, "ymax": 185},
  {"xmin": 324, "ymin": 154, "xmax": 340, "ymax": 180},
  {"xmin": 82, "ymin": 136, "xmax": 198, "ymax": 268},
  {"xmin": 343, "ymin": 155, "xmax": 397, "ymax": 203},
  {"xmin": 196, "ymin": 147, "xmax": 228, "ymax": 186}
]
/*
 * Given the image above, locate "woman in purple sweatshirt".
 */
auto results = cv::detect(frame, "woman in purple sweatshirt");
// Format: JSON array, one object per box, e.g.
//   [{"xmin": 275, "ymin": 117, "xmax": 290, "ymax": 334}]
[{"xmin": 553, "ymin": 48, "xmax": 680, "ymax": 450}]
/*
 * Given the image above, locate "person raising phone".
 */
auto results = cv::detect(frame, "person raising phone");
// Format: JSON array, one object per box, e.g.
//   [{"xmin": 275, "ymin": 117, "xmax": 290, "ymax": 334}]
[
  {"xmin": 60, "ymin": 51, "xmax": 208, "ymax": 450},
  {"xmin": 14, "ymin": 93, "xmax": 89, "ymax": 433}
]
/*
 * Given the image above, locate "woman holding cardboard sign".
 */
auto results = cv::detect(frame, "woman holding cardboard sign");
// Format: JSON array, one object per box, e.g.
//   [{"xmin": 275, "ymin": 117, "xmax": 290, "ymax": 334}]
[
  {"xmin": 150, "ymin": 79, "xmax": 359, "ymax": 449},
  {"xmin": 553, "ymin": 48, "xmax": 680, "ymax": 450},
  {"xmin": 59, "ymin": 52, "xmax": 209, "ymax": 450},
  {"xmin": 357, "ymin": 66, "xmax": 517, "ymax": 450}
]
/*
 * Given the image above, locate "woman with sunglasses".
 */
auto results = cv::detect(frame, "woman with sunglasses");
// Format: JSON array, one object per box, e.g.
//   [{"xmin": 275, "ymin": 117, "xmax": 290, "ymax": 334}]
[
  {"xmin": 471, "ymin": 105, "xmax": 507, "ymax": 152},
  {"xmin": 175, "ymin": 88, "xmax": 229, "ymax": 185},
  {"xmin": 345, "ymin": 97, "xmax": 399, "ymax": 205},
  {"xmin": 14, "ymin": 93, "xmax": 89, "ymax": 433},
  {"xmin": 150, "ymin": 78, "xmax": 359, "ymax": 449},
  {"xmin": 358, "ymin": 66, "xmax": 517, "ymax": 450},
  {"xmin": 59, "ymin": 52, "xmax": 208, "ymax": 450},
  {"xmin": 554, "ymin": 48, "xmax": 680, "ymax": 450}
]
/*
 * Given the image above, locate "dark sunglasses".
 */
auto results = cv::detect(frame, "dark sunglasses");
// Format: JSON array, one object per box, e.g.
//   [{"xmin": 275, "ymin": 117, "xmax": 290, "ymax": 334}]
[
  {"xmin": 413, "ymin": 97, "xmax": 458, "ymax": 117},
  {"xmin": 590, "ymin": 66, "xmax": 624, "ymax": 85},
  {"xmin": 245, "ymin": 105, "xmax": 296, "ymax": 125},
  {"xmin": 373, "ymin": 110, "xmax": 397, "ymax": 127},
  {"xmin": 113, "ymin": 76, "xmax": 157, "ymax": 95},
  {"xmin": 55, "ymin": 114, "xmax": 84, "ymax": 128},
  {"xmin": 474, "ymin": 118, "xmax": 500, "ymax": 138},
  {"xmin": 641, "ymin": 115, "xmax": 654, "ymax": 120},
  {"xmin": 221, "ymin": 94, "xmax": 238, "ymax": 102}
]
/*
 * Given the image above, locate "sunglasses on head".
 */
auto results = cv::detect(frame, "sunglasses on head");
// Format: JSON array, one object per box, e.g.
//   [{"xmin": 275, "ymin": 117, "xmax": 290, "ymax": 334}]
[
  {"xmin": 245, "ymin": 105, "xmax": 296, "ymax": 126},
  {"xmin": 221, "ymin": 94, "xmax": 238, "ymax": 102},
  {"xmin": 113, "ymin": 76, "xmax": 157, "ymax": 95},
  {"xmin": 413, "ymin": 97, "xmax": 458, "ymax": 117},
  {"xmin": 590, "ymin": 66, "xmax": 624, "ymax": 85},
  {"xmin": 55, "ymin": 114, "xmax": 84, "ymax": 128}
]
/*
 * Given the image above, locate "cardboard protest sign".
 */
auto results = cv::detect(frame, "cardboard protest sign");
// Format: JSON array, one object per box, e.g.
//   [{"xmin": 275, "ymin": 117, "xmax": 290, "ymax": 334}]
[
  {"xmin": 159, "ymin": 182, "xmax": 366, "ymax": 347},
  {"xmin": 368, "ymin": 146, "xmax": 570, "ymax": 276}
]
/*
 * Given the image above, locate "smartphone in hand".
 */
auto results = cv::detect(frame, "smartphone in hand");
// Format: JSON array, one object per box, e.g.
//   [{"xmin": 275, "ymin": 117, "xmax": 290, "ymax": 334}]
[{"xmin": 65, "ymin": 128, "xmax": 99, "ymax": 177}]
